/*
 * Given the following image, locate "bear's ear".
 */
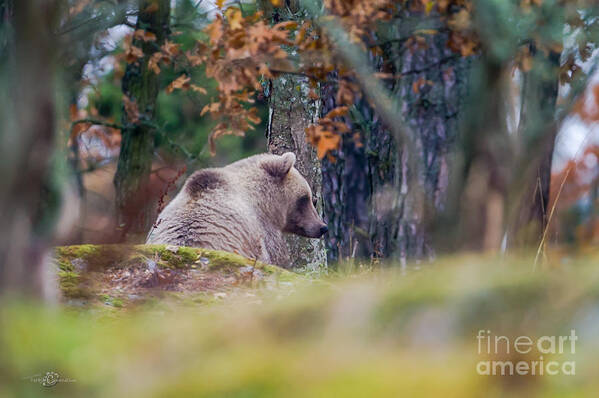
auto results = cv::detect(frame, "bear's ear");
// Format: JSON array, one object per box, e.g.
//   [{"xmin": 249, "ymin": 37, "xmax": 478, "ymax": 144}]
[{"xmin": 263, "ymin": 152, "xmax": 296, "ymax": 178}]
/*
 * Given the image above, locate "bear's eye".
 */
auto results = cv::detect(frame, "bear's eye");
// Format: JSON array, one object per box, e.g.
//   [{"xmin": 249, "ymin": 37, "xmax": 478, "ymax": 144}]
[{"xmin": 297, "ymin": 195, "xmax": 310, "ymax": 208}]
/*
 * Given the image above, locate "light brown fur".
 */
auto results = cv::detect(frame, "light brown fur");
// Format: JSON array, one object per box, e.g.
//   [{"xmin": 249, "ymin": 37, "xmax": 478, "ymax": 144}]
[{"xmin": 146, "ymin": 153, "xmax": 327, "ymax": 267}]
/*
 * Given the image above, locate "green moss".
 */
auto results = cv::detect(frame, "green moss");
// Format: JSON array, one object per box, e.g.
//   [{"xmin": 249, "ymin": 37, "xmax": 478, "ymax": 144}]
[
  {"xmin": 53, "ymin": 244, "xmax": 302, "ymax": 308},
  {"xmin": 198, "ymin": 249, "xmax": 255, "ymax": 270},
  {"xmin": 55, "ymin": 245, "xmax": 133, "ymax": 270},
  {"xmin": 100, "ymin": 295, "xmax": 124, "ymax": 308},
  {"xmin": 137, "ymin": 244, "xmax": 199, "ymax": 269},
  {"xmin": 57, "ymin": 259, "xmax": 74, "ymax": 272},
  {"xmin": 123, "ymin": 253, "xmax": 151, "ymax": 267},
  {"xmin": 58, "ymin": 271, "xmax": 89, "ymax": 299},
  {"xmin": 56, "ymin": 244, "xmax": 98, "ymax": 260}
]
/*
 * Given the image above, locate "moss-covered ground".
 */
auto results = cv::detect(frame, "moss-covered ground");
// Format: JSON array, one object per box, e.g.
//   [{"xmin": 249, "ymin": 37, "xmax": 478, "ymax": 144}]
[
  {"xmin": 54, "ymin": 244, "xmax": 302, "ymax": 309},
  {"xmin": 1, "ymin": 246, "xmax": 599, "ymax": 397}
]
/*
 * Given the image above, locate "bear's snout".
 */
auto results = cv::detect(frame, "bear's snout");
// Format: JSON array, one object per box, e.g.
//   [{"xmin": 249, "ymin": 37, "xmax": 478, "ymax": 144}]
[{"xmin": 304, "ymin": 222, "xmax": 328, "ymax": 238}]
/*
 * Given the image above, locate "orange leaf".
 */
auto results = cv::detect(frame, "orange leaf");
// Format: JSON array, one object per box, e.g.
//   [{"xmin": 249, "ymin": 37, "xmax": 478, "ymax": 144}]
[
  {"xmin": 201, "ymin": 102, "xmax": 220, "ymax": 116},
  {"xmin": 225, "ymin": 8, "xmax": 244, "ymax": 30},
  {"xmin": 190, "ymin": 84, "xmax": 207, "ymax": 95},
  {"xmin": 325, "ymin": 106, "xmax": 349, "ymax": 119},
  {"xmin": 316, "ymin": 132, "xmax": 341, "ymax": 159},
  {"xmin": 134, "ymin": 29, "xmax": 157, "ymax": 42},
  {"xmin": 148, "ymin": 52, "xmax": 162, "ymax": 74},
  {"xmin": 273, "ymin": 21, "xmax": 298, "ymax": 30},
  {"xmin": 166, "ymin": 75, "xmax": 191, "ymax": 94}
]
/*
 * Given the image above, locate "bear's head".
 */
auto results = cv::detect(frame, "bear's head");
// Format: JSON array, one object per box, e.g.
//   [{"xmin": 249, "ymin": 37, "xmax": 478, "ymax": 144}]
[{"xmin": 261, "ymin": 152, "xmax": 328, "ymax": 239}]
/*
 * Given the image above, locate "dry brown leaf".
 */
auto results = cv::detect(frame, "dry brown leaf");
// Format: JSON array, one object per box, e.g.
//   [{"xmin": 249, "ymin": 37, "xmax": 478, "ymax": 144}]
[
  {"xmin": 166, "ymin": 75, "xmax": 191, "ymax": 94},
  {"xmin": 325, "ymin": 106, "xmax": 349, "ymax": 119}
]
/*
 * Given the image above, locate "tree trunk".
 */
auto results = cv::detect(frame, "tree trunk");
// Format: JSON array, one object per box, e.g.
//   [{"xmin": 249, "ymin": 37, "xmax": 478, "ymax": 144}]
[
  {"xmin": 114, "ymin": 0, "xmax": 170, "ymax": 241},
  {"xmin": 320, "ymin": 10, "xmax": 471, "ymax": 265},
  {"xmin": 508, "ymin": 47, "xmax": 561, "ymax": 248},
  {"xmin": 263, "ymin": 2, "xmax": 327, "ymax": 270},
  {"xmin": 320, "ymin": 75, "xmax": 374, "ymax": 264},
  {"xmin": 0, "ymin": 0, "xmax": 58, "ymax": 295},
  {"xmin": 267, "ymin": 74, "xmax": 328, "ymax": 270},
  {"xmin": 451, "ymin": 58, "xmax": 512, "ymax": 252}
]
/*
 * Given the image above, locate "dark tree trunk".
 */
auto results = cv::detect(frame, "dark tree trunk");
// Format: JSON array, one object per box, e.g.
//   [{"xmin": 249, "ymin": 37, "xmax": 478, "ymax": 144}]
[
  {"xmin": 388, "ymin": 23, "xmax": 471, "ymax": 263},
  {"xmin": 320, "ymin": 76, "xmax": 374, "ymax": 263},
  {"xmin": 114, "ymin": 0, "xmax": 170, "ymax": 240},
  {"xmin": 0, "ymin": 0, "xmax": 59, "ymax": 295},
  {"xmin": 321, "ymin": 9, "xmax": 471, "ymax": 265}
]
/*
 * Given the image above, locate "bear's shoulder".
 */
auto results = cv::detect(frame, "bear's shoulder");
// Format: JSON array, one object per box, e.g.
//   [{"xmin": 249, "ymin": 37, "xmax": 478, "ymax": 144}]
[{"xmin": 185, "ymin": 169, "xmax": 226, "ymax": 196}]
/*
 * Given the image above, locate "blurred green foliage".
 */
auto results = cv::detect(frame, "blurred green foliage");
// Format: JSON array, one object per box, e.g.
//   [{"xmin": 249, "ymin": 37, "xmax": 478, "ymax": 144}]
[
  {"xmin": 80, "ymin": 0, "xmax": 268, "ymax": 168},
  {"xmin": 2, "ymin": 251, "xmax": 599, "ymax": 397}
]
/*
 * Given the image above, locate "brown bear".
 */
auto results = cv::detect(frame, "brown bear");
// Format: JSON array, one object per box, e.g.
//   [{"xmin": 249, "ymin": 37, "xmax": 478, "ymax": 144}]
[{"xmin": 146, "ymin": 152, "xmax": 328, "ymax": 267}]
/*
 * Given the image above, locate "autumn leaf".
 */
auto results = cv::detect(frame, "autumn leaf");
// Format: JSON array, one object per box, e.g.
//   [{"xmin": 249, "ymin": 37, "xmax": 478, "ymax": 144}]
[
  {"xmin": 305, "ymin": 124, "xmax": 342, "ymax": 159},
  {"xmin": 123, "ymin": 35, "xmax": 144, "ymax": 63},
  {"xmin": 374, "ymin": 72, "xmax": 395, "ymax": 80},
  {"xmin": 190, "ymin": 84, "xmax": 207, "ymax": 95},
  {"xmin": 317, "ymin": 131, "xmax": 341, "ymax": 159},
  {"xmin": 424, "ymin": 0, "xmax": 434, "ymax": 15},
  {"xmin": 134, "ymin": 29, "xmax": 157, "ymax": 42},
  {"xmin": 448, "ymin": 9, "xmax": 471, "ymax": 31},
  {"xmin": 166, "ymin": 75, "xmax": 191, "ymax": 94},
  {"xmin": 325, "ymin": 106, "xmax": 349, "ymax": 119},
  {"xmin": 205, "ymin": 16, "xmax": 224, "ymax": 45},
  {"xmin": 412, "ymin": 77, "xmax": 433, "ymax": 94},
  {"xmin": 148, "ymin": 52, "xmax": 162, "ymax": 74},
  {"xmin": 161, "ymin": 40, "xmax": 181, "ymax": 58},
  {"xmin": 201, "ymin": 102, "xmax": 221, "ymax": 116},
  {"xmin": 225, "ymin": 8, "xmax": 244, "ymax": 30},
  {"xmin": 216, "ymin": 0, "xmax": 225, "ymax": 9},
  {"xmin": 273, "ymin": 21, "xmax": 298, "ymax": 31}
]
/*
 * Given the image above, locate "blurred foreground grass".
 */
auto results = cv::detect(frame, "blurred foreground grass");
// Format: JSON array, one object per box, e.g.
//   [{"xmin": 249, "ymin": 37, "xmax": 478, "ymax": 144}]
[{"xmin": 2, "ymin": 246, "xmax": 599, "ymax": 397}]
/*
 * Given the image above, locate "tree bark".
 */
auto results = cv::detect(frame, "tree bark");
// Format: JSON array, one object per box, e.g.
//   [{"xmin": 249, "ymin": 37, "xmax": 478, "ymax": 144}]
[
  {"xmin": 267, "ymin": 74, "xmax": 328, "ymax": 270},
  {"xmin": 0, "ymin": 0, "xmax": 59, "ymax": 295},
  {"xmin": 320, "ymin": 76, "xmax": 373, "ymax": 263},
  {"xmin": 320, "ymin": 9, "xmax": 471, "ymax": 265},
  {"xmin": 508, "ymin": 47, "xmax": 561, "ymax": 248},
  {"xmin": 263, "ymin": 2, "xmax": 327, "ymax": 270},
  {"xmin": 114, "ymin": 0, "xmax": 170, "ymax": 240}
]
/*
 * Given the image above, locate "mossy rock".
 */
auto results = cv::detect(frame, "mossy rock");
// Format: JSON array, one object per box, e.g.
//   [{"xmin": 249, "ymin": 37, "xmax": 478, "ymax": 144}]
[{"xmin": 54, "ymin": 244, "xmax": 302, "ymax": 308}]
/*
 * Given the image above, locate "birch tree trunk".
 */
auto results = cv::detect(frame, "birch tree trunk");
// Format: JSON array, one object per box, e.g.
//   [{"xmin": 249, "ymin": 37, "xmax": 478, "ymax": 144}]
[
  {"xmin": 262, "ymin": 1, "xmax": 327, "ymax": 270},
  {"xmin": 267, "ymin": 75, "xmax": 328, "ymax": 270},
  {"xmin": 114, "ymin": 0, "xmax": 170, "ymax": 240}
]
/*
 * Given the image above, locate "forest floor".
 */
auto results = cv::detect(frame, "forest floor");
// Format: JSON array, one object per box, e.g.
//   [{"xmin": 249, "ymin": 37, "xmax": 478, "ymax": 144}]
[{"xmin": 1, "ymin": 245, "xmax": 599, "ymax": 397}]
